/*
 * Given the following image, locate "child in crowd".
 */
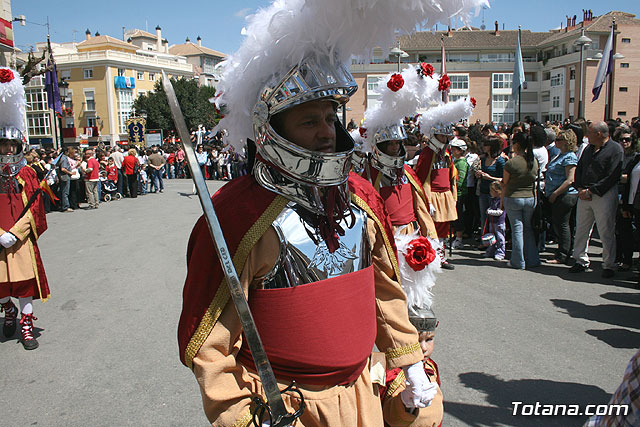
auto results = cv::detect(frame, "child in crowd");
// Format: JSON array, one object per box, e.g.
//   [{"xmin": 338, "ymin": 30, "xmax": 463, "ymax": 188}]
[
  {"xmin": 138, "ymin": 168, "xmax": 148, "ymax": 195},
  {"xmin": 485, "ymin": 181, "xmax": 506, "ymax": 260},
  {"xmin": 106, "ymin": 157, "xmax": 118, "ymax": 185},
  {"xmin": 450, "ymin": 138, "xmax": 468, "ymax": 249}
]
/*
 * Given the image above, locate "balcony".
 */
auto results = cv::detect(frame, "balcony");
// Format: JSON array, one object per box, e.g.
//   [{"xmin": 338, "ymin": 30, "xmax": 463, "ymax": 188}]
[
  {"xmin": 54, "ymin": 50, "xmax": 194, "ymax": 73},
  {"xmin": 61, "ymin": 128, "xmax": 77, "ymax": 138}
]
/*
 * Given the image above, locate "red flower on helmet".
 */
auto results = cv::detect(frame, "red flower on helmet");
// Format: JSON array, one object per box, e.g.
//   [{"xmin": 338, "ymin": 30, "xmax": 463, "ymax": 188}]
[
  {"xmin": 470, "ymin": 97, "xmax": 477, "ymax": 108},
  {"xmin": 387, "ymin": 73, "xmax": 404, "ymax": 92},
  {"xmin": 438, "ymin": 74, "xmax": 450, "ymax": 92},
  {"xmin": 419, "ymin": 63, "xmax": 434, "ymax": 78},
  {"xmin": 359, "ymin": 127, "xmax": 367, "ymax": 138},
  {"xmin": 404, "ymin": 237, "xmax": 436, "ymax": 271},
  {"xmin": 0, "ymin": 69, "xmax": 15, "ymax": 83}
]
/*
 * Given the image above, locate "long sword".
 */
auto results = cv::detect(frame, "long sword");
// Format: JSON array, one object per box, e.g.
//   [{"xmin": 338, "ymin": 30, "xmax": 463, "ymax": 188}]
[{"xmin": 161, "ymin": 72, "xmax": 301, "ymax": 427}]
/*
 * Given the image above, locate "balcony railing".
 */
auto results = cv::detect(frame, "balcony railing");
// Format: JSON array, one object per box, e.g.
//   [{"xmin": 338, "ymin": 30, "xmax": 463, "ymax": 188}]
[
  {"xmin": 61, "ymin": 128, "xmax": 77, "ymax": 138},
  {"xmin": 54, "ymin": 50, "xmax": 194, "ymax": 73}
]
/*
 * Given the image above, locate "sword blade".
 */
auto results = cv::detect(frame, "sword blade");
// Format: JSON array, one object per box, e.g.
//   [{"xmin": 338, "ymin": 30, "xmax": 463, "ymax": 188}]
[{"xmin": 161, "ymin": 72, "xmax": 289, "ymax": 421}]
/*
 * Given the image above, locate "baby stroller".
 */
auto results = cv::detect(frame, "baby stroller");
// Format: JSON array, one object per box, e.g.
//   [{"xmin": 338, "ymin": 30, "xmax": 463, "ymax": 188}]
[{"xmin": 100, "ymin": 176, "xmax": 121, "ymax": 202}]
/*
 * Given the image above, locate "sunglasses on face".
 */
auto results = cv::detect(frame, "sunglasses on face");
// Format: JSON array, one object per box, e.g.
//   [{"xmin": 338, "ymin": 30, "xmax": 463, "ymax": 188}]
[{"xmin": 620, "ymin": 138, "xmax": 632, "ymax": 142}]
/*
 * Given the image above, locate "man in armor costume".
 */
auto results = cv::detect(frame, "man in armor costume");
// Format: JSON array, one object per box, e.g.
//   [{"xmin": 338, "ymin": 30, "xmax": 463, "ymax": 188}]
[
  {"xmin": 415, "ymin": 98, "xmax": 476, "ymax": 270},
  {"xmin": 0, "ymin": 68, "xmax": 50, "ymax": 350}
]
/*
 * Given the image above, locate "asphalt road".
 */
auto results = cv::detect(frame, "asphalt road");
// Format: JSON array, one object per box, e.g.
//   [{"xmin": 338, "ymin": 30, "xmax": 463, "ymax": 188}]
[{"xmin": 1, "ymin": 178, "xmax": 637, "ymax": 426}]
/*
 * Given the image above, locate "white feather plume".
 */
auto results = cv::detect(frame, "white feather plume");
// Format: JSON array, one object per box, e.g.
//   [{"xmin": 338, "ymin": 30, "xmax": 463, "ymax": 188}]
[
  {"xmin": 418, "ymin": 97, "xmax": 475, "ymax": 133},
  {"xmin": 361, "ymin": 66, "xmax": 442, "ymax": 153},
  {"xmin": 395, "ymin": 228, "xmax": 442, "ymax": 313},
  {"xmin": 214, "ymin": 0, "xmax": 489, "ymax": 150},
  {"xmin": 0, "ymin": 68, "xmax": 26, "ymax": 133}
]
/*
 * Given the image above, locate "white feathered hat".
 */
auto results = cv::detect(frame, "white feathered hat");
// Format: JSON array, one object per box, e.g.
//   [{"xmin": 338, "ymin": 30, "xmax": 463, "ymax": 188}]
[
  {"xmin": 213, "ymin": 0, "xmax": 489, "ymax": 151},
  {"xmin": 418, "ymin": 96, "xmax": 476, "ymax": 136},
  {"xmin": 0, "ymin": 68, "xmax": 26, "ymax": 141}
]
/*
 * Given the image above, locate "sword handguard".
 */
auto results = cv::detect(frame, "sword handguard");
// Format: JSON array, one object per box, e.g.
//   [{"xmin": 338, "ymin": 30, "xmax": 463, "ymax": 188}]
[{"xmin": 252, "ymin": 381, "xmax": 305, "ymax": 427}]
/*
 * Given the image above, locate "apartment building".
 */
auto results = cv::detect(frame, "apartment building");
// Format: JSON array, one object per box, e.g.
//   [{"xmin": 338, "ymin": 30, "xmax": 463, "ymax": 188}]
[
  {"xmin": 0, "ymin": 0, "xmax": 15, "ymax": 66},
  {"xmin": 348, "ymin": 11, "xmax": 640, "ymax": 126},
  {"xmin": 169, "ymin": 36, "xmax": 225, "ymax": 88}
]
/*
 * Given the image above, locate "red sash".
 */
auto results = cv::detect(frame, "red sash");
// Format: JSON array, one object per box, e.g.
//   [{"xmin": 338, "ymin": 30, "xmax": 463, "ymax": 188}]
[
  {"xmin": 369, "ymin": 168, "xmax": 416, "ymax": 227},
  {"xmin": 237, "ymin": 266, "xmax": 376, "ymax": 386},
  {"xmin": 430, "ymin": 167, "xmax": 452, "ymax": 192}
]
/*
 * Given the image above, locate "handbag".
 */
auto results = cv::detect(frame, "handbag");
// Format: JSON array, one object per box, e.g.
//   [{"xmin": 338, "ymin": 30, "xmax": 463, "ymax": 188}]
[
  {"xmin": 481, "ymin": 215, "xmax": 496, "ymax": 247},
  {"xmin": 133, "ymin": 160, "xmax": 140, "ymax": 175}
]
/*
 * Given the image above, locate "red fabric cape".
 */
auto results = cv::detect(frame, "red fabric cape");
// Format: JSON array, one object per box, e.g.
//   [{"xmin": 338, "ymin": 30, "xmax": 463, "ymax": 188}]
[{"xmin": 178, "ymin": 173, "xmax": 396, "ymax": 367}]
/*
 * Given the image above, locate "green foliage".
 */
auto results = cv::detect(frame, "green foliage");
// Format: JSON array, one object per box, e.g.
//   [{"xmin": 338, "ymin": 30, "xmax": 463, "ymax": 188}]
[{"xmin": 133, "ymin": 77, "xmax": 220, "ymax": 134}]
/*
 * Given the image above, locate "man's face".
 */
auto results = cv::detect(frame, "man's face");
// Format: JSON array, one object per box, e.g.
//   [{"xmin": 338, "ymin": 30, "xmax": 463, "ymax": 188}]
[
  {"xmin": 435, "ymin": 134, "xmax": 451, "ymax": 145},
  {"xmin": 273, "ymin": 100, "xmax": 338, "ymax": 153},
  {"xmin": 379, "ymin": 140, "xmax": 402, "ymax": 157},
  {"xmin": 419, "ymin": 331, "xmax": 435, "ymax": 359},
  {"xmin": 0, "ymin": 139, "xmax": 18, "ymax": 155}
]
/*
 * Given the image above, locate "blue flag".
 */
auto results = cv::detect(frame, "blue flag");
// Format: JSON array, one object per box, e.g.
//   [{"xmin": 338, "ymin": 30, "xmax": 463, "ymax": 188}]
[
  {"xmin": 592, "ymin": 24, "xmax": 614, "ymax": 102},
  {"xmin": 44, "ymin": 38, "xmax": 62, "ymax": 116}
]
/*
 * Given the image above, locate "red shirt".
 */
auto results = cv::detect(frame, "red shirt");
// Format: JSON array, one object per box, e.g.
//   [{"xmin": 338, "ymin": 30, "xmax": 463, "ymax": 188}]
[
  {"xmin": 85, "ymin": 158, "xmax": 100, "ymax": 181},
  {"xmin": 122, "ymin": 155, "xmax": 139, "ymax": 175},
  {"xmin": 106, "ymin": 165, "xmax": 118, "ymax": 182},
  {"xmin": 167, "ymin": 153, "xmax": 175, "ymax": 164}
]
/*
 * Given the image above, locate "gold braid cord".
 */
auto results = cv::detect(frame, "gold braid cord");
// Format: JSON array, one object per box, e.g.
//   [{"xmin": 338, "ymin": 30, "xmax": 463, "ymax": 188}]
[
  {"xmin": 405, "ymin": 170, "xmax": 428, "ymax": 207},
  {"xmin": 385, "ymin": 342, "xmax": 421, "ymax": 362},
  {"xmin": 351, "ymin": 193, "xmax": 401, "ymax": 282},
  {"xmin": 385, "ymin": 370, "xmax": 406, "ymax": 399},
  {"xmin": 184, "ymin": 195, "xmax": 289, "ymax": 369},
  {"xmin": 232, "ymin": 410, "xmax": 253, "ymax": 427}
]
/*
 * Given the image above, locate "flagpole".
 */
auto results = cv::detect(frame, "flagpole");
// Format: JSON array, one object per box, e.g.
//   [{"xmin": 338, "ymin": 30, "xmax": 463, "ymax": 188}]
[
  {"xmin": 605, "ymin": 18, "xmax": 617, "ymax": 121},
  {"xmin": 518, "ymin": 87, "xmax": 521, "ymax": 121}
]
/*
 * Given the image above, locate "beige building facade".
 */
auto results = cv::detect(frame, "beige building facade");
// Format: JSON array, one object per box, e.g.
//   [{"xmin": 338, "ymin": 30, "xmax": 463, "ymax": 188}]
[{"xmin": 347, "ymin": 11, "xmax": 640, "ymax": 127}]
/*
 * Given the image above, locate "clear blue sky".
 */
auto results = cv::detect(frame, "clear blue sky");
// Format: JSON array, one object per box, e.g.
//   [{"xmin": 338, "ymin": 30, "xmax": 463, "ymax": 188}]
[{"xmin": 11, "ymin": 0, "xmax": 640, "ymax": 55}]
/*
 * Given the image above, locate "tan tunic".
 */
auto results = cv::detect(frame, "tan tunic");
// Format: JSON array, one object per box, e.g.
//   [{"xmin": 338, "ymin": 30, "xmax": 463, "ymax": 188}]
[{"xmin": 193, "ymin": 218, "xmax": 423, "ymax": 426}]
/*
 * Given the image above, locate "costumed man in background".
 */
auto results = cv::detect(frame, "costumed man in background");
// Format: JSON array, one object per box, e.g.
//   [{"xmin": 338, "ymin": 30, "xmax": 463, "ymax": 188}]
[
  {"xmin": 175, "ymin": 1, "xmax": 485, "ymax": 425},
  {"xmin": 415, "ymin": 94, "xmax": 476, "ymax": 271},
  {"xmin": 0, "ymin": 68, "xmax": 50, "ymax": 350}
]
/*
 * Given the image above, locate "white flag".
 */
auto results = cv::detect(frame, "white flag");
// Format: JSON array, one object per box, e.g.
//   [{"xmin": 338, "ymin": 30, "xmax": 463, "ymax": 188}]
[
  {"xmin": 592, "ymin": 24, "xmax": 614, "ymax": 102},
  {"xmin": 512, "ymin": 28, "xmax": 525, "ymax": 103}
]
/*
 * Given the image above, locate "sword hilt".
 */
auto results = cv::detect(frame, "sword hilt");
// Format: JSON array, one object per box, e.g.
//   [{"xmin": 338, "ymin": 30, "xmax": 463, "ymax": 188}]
[{"xmin": 252, "ymin": 381, "xmax": 305, "ymax": 427}]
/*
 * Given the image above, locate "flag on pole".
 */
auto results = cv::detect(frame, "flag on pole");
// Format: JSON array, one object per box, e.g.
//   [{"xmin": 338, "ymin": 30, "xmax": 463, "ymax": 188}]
[
  {"xmin": 512, "ymin": 27, "xmax": 525, "ymax": 104},
  {"xmin": 44, "ymin": 37, "xmax": 62, "ymax": 116},
  {"xmin": 592, "ymin": 24, "xmax": 614, "ymax": 102},
  {"xmin": 440, "ymin": 36, "xmax": 448, "ymax": 103}
]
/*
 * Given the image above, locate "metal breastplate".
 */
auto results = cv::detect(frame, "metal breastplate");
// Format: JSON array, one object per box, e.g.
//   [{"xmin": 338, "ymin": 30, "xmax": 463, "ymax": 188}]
[{"xmin": 262, "ymin": 202, "xmax": 371, "ymax": 289}]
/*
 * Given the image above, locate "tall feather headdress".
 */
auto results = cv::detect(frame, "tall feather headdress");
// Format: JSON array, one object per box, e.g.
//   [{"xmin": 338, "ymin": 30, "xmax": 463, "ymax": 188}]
[
  {"xmin": 214, "ymin": 0, "xmax": 489, "ymax": 150},
  {"xmin": 0, "ymin": 68, "xmax": 26, "ymax": 136}
]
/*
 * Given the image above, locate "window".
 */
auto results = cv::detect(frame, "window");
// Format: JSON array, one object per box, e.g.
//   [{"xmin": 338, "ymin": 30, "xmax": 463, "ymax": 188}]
[
  {"xmin": 620, "ymin": 87, "xmax": 628, "ymax": 92},
  {"xmin": 550, "ymin": 74, "xmax": 564, "ymax": 87},
  {"xmin": 449, "ymin": 94, "xmax": 466, "ymax": 102},
  {"xmin": 541, "ymin": 91, "xmax": 550, "ymax": 102},
  {"xmin": 449, "ymin": 74, "xmax": 469, "ymax": 90},
  {"xmin": 60, "ymin": 70, "xmax": 71, "ymax": 80},
  {"xmin": 83, "ymin": 68, "xmax": 93, "ymax": 79},
  {"xmin": 137, "ymin": 71, "xmax": 144, "ymax": 80},
  {"xmin": 524, "ymin": 72, "xmax": 537, "ymax": 82},
  {"xmin": 621, "ymin": 63, "xmax": 630, "ymax": 69},
  {"xmin": 367, "ymin": 76, "xmax": 382, "ymax": 93},
  {"xmin": 84, "ymin": 90, "xmax": 95, "ymax": 111},
  {"xmin": 492, "ymin": 73, "xmax": 513, "ymax": 89},
  {"xmin": 552, "ymin": 96, "xmax": 560, "ymax": 108},
  {"xmin": 492, "ymin": 112, "xmax": 515, "ymax": 124},
  {"xmin": 549, "ymin": 113, "xmax": 563, "ymax": 122},
  {"xmin": 203, "ymin": 58, "xmax": 217, "ymax": 74},
  {"xmin": 26, "ymin": 89, "xmax": 48, "ymax": 111},
  {"xmin": 618, "ymin": 111, "xmax": 627, "ymax": 116},
  {"xmin": 569, "ymin": 97, "xmax": 575, "ymax": 103},
  {"xmin": 148, "ymin": 72, "xmax": 155, "ymax": 81},
  {"xmin": 492, "ymin": 94, "xmax": 513, "ymax": 110},
  {"xmin": 542, "ymin": 71, "xmax": 551, "ymax": 81},
  {"xmin": 87, "ymin": 117, "xmax": 97, "ymax": 128},
  {"xmin": 569, "ymin": 68, "xmax": 576, "ymax": 80},
  {"xmin": 481, "ymin": 53, "xmax": 513, "ymax": 63},
  {"xmin": 27, "ymin": 113, "xmax": 51, "ymax": 136},
  {"xmin": 622, "ymin": 38, "xmax": 631, "ymax": 44},
  {"xmin": 117, "ymin": 68, "xmax": 125, "ymax": 77},
  {"xmin": 117, "ymin": 89, "xmax": 135, "ymax": 134}
]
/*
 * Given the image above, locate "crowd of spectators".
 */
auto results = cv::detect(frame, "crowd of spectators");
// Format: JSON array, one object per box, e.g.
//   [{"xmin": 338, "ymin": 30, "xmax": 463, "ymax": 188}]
[
  {"xmin": 399, "ymin": 115, "xmax": 640, "ymax": 281},
  {"xmin": 24, "ymin": 128, "xmax": 248, "ymax": 214}
]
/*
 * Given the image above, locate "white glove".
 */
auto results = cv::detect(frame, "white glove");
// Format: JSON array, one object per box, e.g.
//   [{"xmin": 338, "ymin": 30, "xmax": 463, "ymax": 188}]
[
  {"xmin": 0, "ymin": 232, "xmax": 18, "ymax": 249},
  {"xmin": 429, "ymin": 204, "xmax": 436, "ymax": 217},
  {"xmin": 401, "ymin": 362, "xmax": 438, "ymax": 408}
]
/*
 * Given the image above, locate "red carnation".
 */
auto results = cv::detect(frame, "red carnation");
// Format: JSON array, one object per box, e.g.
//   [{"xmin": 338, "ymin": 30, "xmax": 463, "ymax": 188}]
[
  {"xmin": 359, "ymin": 127, "xmax": 367, "ymax": 138},
  {"xmin": 419, "ymin": 63, "xmax": 434, "ymax": 78},
  {"xmin": 438, "ymin": 74, "xmax": 451, "ymax": 92},
  {"xmin": 470, "ymin": 97, "xmax": 477, "ymax": 108},
  {"xmin": 387, "ymin": 73, "xmax": 404, "ymax": 92},
  {"xmin": 0, "ymin": 69, "xmax": 15, "ymax": 83},
  {"xmin": 404, "ymin": 237, "xmax": 436, "ymax": 271}
]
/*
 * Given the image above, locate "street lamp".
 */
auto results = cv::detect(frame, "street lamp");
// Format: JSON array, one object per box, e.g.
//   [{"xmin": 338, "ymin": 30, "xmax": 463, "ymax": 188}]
[
  {"xmin": 574, "ymin": 29, "xmax": 591, "ymax": 119},
  {"xmin": 390, "ymin": 44, "xmax": 409, "ymax": 72},
  {"xmin": 58, "ymin": 78, "xmax": 69, "ymax": 101}
]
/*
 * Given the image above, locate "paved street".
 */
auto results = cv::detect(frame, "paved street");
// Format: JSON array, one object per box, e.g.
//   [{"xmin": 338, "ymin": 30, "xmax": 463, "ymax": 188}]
[{"xmin": 1, "ymin": 178, "xmax": 638, "ymax": 426}]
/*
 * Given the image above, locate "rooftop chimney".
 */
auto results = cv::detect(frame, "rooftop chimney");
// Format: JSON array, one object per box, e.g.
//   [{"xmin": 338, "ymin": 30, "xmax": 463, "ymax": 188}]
[
  {"xmin": 494, "ymin": 21, "xmax": 499, "ymax": 35},
  {"xmin": 95, "ymin": 31, "xmax": 100, "ymax": 36},
  {"xmin": 164, "ymin": 39, "xmax": 169, "ymax": 54},
  {"xmin": 197, "ymin": 36, "xmax": 202, "ymax": 47},
  {"xmin": 447, "ymin": 26, "xmax": 452, "ymax": 37},
  {"xmin": 85, "ymin": 29, "xmax": 91, "ymax": 41},
  {"xmin": 186, "ymin": 37, "xmax": 190, "ymax": 43},
  {"xmin": 156, "ymin": 25, "xmax": 162, "ymax": 52}
]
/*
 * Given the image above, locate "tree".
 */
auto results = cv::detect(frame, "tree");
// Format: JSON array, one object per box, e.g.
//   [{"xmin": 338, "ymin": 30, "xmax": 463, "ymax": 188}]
[{"xmin": 133, "ymin": 77, "xmax": 221, "ymax": 135}]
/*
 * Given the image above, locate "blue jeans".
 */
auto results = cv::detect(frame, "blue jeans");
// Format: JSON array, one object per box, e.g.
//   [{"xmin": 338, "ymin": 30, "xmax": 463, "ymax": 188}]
[
  {"xmin": 150, "ymin": 168, "xmax": 164, "ymax": 191},
  {"xmin": 504, "ymin": 197, "xmax": 540, "ymax": 269},
  {"xmin": 59, "ymin": 179, "xmax": 70, "ymax": 210}
]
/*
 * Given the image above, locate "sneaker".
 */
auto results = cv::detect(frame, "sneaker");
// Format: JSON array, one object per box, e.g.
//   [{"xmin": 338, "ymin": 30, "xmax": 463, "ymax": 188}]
[
  {"xmin": 602, "ymin": 269, "xmax": 615, "ymax": 279},
  {"xmin": 1, "ymin": 300, "xmax": 18, "ymax": 337},
  {"xmin": 65, "ymin": 208, "xmax": 74, "ymax": 212},
  {"xmin": 569, "ymin": 264, "xmax": 587, "ymax": 273},
  {"xmin": 441, "ymin": 262, "xmax": 455, "ymax": 270},
  {"xmin": 20, "ymin": 313, "xmax": 38, "ymax": 350},
  {"xmin": 494, "ymin": 255, "xmax": 505, "ymax": 261},
  {"xmin": 452, "ymin": 239, "xmax": 464, "ymax": 249}
]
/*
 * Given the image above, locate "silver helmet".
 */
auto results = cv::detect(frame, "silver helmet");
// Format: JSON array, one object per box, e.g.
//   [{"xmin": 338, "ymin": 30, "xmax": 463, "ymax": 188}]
[
  {"xmin": 251, "ymin": 55, "xmax": 358, "ymax": 216},
  {"xmin": 370, "ymin": 123, "xmax": 406, "ymax": 186},
  {"xmin": 409, "ymin": 306, "xmax": 438, "ymax": 333},
  {"xmin": 0, "ymin": 126, "xmax": 27, "ymax": 177}
]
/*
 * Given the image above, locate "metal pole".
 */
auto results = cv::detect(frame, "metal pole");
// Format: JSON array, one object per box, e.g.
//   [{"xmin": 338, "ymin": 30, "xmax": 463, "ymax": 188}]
[
  {"xmin": 578, "ymin": 44, "xmax": 584, "ymax": 119},
  {"xmin": 607, "ymin": 18, "xmax": 618, "ymax": 120},
  {"xmin": 518, "ymin": 87, "xmax": 521, "ymax": 121}
]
